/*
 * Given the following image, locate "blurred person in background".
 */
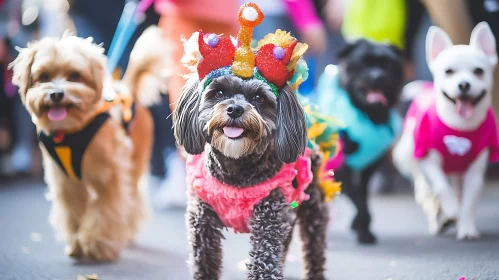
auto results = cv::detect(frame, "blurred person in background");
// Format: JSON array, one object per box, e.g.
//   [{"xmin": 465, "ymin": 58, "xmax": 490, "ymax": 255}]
[
  {"xmin": 68, "ymin": 0, "xmax": 129, "ymax": 71},
  {"xmin": 67, "ymin": 0, "xmax": 183, "ymax": 206},
  {"xmin": 157, "ymin": 0, "xmax": 239, "ymax": 110},
  {"xmin": 148, "ymin": 0, "xmax": 239, "ymax": 209},
  {"xmin": 0, "ymin": 0, "xmax": 40, "ymax": 177},
  {"xmin": 0, "ymin": 36, "xmax": 14, "ymax": 176}
]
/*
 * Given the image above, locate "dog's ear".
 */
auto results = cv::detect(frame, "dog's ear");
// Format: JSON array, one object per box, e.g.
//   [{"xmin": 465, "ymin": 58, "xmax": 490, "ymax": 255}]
[
  {"xmin": 173, "ymin": 75, "xmax": 205, "ymax": 154},
  {"xmin": 9, "ymin": 45, "xmax": 37, "ymax": 102},
  {"xmin": 275, "ymin": 85, "xmax": 307, "ymax": 163},
  {"xmin": 336, "ymin": 41, "xmax": 357, "ymax": 60},
  {"xmin": 388, "ymin": 44, "xmax": 404, "ymax": 59},
  {"xmin": 78, "ymin": 37, "xmax": 106, "ymax": 100},
  {"xmin": 426, "ymin": 26, "xmax": 453, "ymax": 67},
  {"xmin": 470, "ymin": 22, "xmax": 497, "ymax": 67}
]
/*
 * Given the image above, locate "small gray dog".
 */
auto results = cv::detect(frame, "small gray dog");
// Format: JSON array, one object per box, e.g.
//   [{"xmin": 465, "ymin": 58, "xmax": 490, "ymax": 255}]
[{"xmin": 173, "ymin": 3, "xmax": 331, "ymax": 280}]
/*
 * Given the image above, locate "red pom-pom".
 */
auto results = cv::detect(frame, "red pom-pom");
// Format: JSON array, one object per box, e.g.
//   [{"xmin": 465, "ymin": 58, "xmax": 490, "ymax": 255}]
[
  {"xmin": 255, "ymin": 40, "xmax": 297, "ymax": 87},
  {"xmin": 197, "ymin": 30, "xmax": 236, "ymax": 79}
]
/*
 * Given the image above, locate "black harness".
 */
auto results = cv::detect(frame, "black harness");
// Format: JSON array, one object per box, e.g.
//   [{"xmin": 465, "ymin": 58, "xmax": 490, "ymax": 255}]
[{"xmin": 38, "ymin": 102, "xmax": 136, "ymax": 180}]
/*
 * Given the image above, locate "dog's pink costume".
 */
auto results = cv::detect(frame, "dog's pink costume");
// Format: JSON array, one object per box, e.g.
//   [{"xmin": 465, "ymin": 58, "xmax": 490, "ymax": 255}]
[
  {"xmin": 186, "ymin": 149, "xmax": 313, "ymax": 233},
  {"xmin": 405, "ymin": 83, "xmax": 499, "ymax": 174}
]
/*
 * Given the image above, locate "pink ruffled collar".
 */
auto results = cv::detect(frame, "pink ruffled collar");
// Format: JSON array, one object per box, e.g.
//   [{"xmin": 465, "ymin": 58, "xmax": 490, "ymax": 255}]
[{"xmin": 186, "ymin": 148, "xmax": 313, "ymax": 233}]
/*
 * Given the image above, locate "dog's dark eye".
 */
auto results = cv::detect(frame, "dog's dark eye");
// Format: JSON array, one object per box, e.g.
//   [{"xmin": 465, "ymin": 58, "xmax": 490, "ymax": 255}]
[
  {"xmin": 252, "ymin": 94, "xmax": 264, "ymax": 104},
  {"xmin": 68, "ymin": 72, "xmax": 81, "ymax": 82},
  {"xmin": 38, "ymin": 72, "xmax": 50, "ymax": 83},
  {"xmin": 445, "ymin": 69, "xmax": 454, "ymax": 75},
  {"xmin": 473, "ymin": 67, "xmax": 484, "ymax": 76},
  {"xmin": 215, "ymin": 90, "xmax": 224, "ymax": 99}
]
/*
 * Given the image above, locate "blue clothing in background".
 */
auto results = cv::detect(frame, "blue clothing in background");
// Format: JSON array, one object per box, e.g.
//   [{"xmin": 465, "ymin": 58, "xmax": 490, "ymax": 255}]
[{"xmin": 315, "ymin": 66, "xmax": 402, "ymax": 171}]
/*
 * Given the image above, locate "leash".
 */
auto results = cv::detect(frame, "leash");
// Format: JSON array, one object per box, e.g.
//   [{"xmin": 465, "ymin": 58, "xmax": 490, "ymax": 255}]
[
  {"xmin": 106, "ymin": 0, "xmax": 151, "ymax": 75},
  {"xmin": 104, "ymin": 0, "xmax": 153, "ymax": 102}
]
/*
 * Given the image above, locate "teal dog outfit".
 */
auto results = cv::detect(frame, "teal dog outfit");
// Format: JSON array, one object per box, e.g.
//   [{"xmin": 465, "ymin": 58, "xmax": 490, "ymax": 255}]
[{"xmin": 315, "ymin": 67, "xmax": 402, "ymax": 171}]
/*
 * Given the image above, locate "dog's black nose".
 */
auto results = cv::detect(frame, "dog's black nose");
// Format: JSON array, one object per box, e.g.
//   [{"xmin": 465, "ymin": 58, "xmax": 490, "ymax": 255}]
[
  {"xmin": 458, "ymin": 82, "xmax": 471, "ymax": 92},
  {"xmin": 50, "ymin": 90, "xmax": 64, "ymax": 103},
  {"xmin": 226, "ymin": 104, "xmax": 244, "ymax": 119},
  {"xmin": 369, "ymin": 68, "xmax": 385, "ymax": 83}
]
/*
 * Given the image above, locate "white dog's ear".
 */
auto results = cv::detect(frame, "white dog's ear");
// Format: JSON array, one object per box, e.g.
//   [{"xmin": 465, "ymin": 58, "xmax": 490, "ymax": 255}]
[
  {"xmin": 426, "ymin": 26, "xmax": 453, "ymax": 67},
  {"xmin": 470, "ymin": 21, "xmax": 497, "ymax": 66}
]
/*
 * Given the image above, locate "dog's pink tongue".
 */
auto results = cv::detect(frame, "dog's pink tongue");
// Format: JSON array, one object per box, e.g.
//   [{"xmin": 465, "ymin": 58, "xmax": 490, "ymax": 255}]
[
  {"xmin": 456, "ymin": 100, "xmax": 474, "ymax": 119},
  {"xmin": 47, "ymin": 107, "xmax": 67, "ymax": 121},
  {"xmin": 223, "ymin": 127, "xmax": 244, "ymax": 138},
  {"xmin": 366, "ymin": 91, "xmax": 388, "ymax": 106}
]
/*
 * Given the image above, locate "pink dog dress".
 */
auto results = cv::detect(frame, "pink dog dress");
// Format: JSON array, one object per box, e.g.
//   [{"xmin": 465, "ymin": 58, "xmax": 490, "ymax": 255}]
[
  {"xmin": 405, "ymin": 83, "xmax": 499, "ymax": 174},
  {"xmin": 186, "ymin": 149, "xmax": 313, "ymax": 233}
]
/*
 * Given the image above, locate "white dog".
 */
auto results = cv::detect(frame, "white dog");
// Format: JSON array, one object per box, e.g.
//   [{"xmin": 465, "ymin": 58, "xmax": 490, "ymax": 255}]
[{"xmin": 393, "ymin": 22, "xmax": 498, "ymax": 240}]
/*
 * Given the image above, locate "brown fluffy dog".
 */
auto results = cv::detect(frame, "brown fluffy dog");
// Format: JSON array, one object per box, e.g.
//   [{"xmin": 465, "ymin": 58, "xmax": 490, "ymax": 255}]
[{"xmin": 10, "ymin": 27, "xmax": 168, "ymax": 261}]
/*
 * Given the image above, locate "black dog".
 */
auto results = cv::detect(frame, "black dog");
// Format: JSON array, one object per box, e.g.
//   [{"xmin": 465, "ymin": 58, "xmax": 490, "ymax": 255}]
[{"xmin": 322, "ymin": 39, "xmax": 404, "ymax": 244}]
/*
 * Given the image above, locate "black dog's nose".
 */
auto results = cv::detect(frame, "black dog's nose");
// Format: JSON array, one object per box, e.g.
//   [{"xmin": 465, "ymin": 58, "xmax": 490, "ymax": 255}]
[
  {"xmin": 369, "ymin": 68, "xmax": 385, "ymax": 83},
  {"xmin": 458, "ymin": 82, "xmax": 471, "ymax": 92},
  {"xmin": 226, "ymin": 104, "xmax": 244, "ymax": 119},
  {"xmin": 50, "ymin": 90, "xmax": 64, "ymax": 103}
]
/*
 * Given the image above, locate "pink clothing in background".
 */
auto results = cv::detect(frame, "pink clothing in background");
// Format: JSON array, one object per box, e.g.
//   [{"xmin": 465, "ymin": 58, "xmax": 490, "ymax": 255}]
[
  {"xmin": 186, "ymin": 149, "xmax": 313, "ymax": 233},
  {"xmin": 146, "ymin": 0, "xmax": 238, "ymax": 24},
  {"xmin": 406, "ymin": 84, "xmax": 499, "ymax": 174},
  {"xmin": 283, "ymin": 0, "xmax": 322, "ymax": 32}
]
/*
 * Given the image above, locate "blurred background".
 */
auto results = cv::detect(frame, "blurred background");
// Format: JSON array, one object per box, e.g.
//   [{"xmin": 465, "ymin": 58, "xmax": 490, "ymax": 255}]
[
  {"xmin": 1, "ymin": 0, "xmax": 499, "ymax": 279},
  {"xmin": 1, "ymin": 0, "xmax": 498, "ymax": 188}
]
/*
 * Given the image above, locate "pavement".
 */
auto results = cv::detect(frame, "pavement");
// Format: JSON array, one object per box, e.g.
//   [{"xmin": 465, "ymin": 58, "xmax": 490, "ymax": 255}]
[{"xmin": 1, "ymin": 179, "xmax": 499, "ymax": 280}]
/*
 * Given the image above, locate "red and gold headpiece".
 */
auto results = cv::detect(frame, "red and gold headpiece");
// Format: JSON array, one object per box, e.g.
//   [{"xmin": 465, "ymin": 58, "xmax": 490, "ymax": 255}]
[{"xmin": 181, "ymin": 2, "xmax": 308, "ymax": 96}]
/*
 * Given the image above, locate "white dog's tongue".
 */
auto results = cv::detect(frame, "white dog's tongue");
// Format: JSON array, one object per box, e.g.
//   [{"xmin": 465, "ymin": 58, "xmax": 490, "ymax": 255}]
[
  {"xmin": 48, "ymin": 107, "xmax": 67, "ymax": 121},
  {"xmin": 366, "ymin": 91, "xmax": 388, "ymax": 106},
  {"xmin": 456, "ymin": 99, "xmax": 474, "ymax": 119},
  {"xmin": 223, "ymin": 127, "xmax": 244, "ymax": 138}
]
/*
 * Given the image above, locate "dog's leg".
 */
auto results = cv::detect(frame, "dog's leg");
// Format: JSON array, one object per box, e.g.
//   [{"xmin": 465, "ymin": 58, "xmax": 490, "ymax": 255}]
[
  {"xmin": 457, "ymin": 150, "xmax": 488, "ymax": 240},
  {"xmin": 42, "ymin": 152, "xmax": 88, "ymax": 259},
  {"xmin": 334, "ymin": 167, "xmax": 357, "ymax": 228},
  {"xmin": 247, "ymin": 189, "xmax": 292, "ymax": 280},
  {"xmin": 295, "ymin": 151, "xmax": 328, "ymax": 279},
  {"xmin": 411, "ymin": 164, "xmax": 444, "ymax": 235},
  {"xmin": 78, "ymin": 171, "xmax": 130, "ymax": 261},
  {"xmin": 127, "ymin": 105, "xmax": 153, "ymax": 242},
  {"xmin": 337, "ymin": 168, "xmax": 374, "ymax": 243},
  {"xmin": 126, "ymin": 174, "xmax": 148, "ymax": 243},
  {"xmin": 413, "ymin": 169, "xmax": 442, "ymax": 235},
  {"xmin": 187, "ymin": 196, "xmax": 224, "ymax": 280},
  {"xmin": 46, "ymin": 164, "xmax": 88, "ymax": 258},
  {"xmin": 353, "ymin": 162, "xmax": 379, "ymax": 244},
  {"xmin": 419, "ymin": 151, "xmax": 458, "ymax": 231},
  {"xmin": 297, "ymin": 186, "xmax": 328, "ymax": 279}
]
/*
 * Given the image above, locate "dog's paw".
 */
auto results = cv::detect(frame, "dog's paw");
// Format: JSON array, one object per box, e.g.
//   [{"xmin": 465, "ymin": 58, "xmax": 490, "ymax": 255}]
[
  {"xmin": 356, "ymin": 230, "xmax": 377, "ymax": 244},
  {"xmin": 79, "ymin": 235, "xmax": 121, "ymax": 262},
  {"xmin": 439, "ymin": 189, "xmax": 459, "ymax": 219},
  {"xmin": 457, "ymin": 223, "xmax": 481, "ymax": 240},
  {"xmin": 428, "ymin": 213, "xmax": 457, "ymax": 235},
  {"xmin": 438, "ymin": 218, "xmax": 456, "ymax": 234},
  {"xmin": 65, "ymin": 238, "xmax": 83, "ymax": 259},
  {"xmin": 427, "ymin": 215, "xmax": 440, "ymax": 235}
]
